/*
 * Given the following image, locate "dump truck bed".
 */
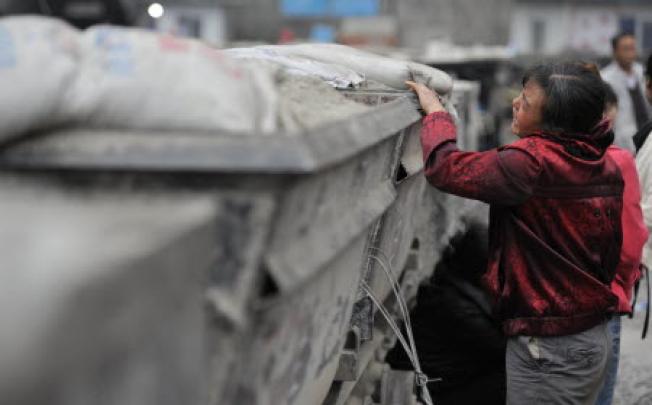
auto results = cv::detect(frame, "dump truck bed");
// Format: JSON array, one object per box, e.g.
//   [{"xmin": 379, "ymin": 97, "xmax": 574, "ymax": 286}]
[{"xmin": 0, "ymin": 90, "xmax": 475, "ymax": 405}]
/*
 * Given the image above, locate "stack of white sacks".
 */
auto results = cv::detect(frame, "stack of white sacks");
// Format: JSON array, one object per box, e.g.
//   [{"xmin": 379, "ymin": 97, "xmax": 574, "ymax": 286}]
[{"xmin": 0, "ymin": 16, "xmax": 453, "ymax": 142}]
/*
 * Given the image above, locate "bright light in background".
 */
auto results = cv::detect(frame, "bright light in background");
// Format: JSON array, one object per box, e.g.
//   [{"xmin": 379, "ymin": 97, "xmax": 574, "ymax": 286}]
[{"xmin": 148, "ymin": 3, "xmax": 165, "ymax": 19}]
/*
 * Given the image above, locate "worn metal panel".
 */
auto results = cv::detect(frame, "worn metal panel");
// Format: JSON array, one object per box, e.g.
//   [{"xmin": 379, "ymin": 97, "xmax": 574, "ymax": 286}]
[
  {"xmin": 204, "ymin": 194, "xmax": 277, "ymax": 328},
  {"xmin": 0, "ymin": 183, "xmax": 218, "ymax": 405},
  {"xmin": 0, "ymin": 97, "xmax": 420, "ymax": 174},
  {"xmin": 363, "ymin": 174, "xmax": 427, "ymax": 305},
  {"xmin": 219, "ymin": 234, "xmax": 369, "ymax": 405},
  {"xmin": 361, "ymin": 123, "xmax": 427, "ymax": 306},
  {"xmin": 414, "ymin": 190, "xmax": 475, "ymax": 283},
  {"xmin": 265, "ymin": 133, "xmax": 402, "ymax": 291}
]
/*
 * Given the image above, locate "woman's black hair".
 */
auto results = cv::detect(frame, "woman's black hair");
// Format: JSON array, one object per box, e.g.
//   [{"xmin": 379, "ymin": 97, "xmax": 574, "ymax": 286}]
[
  {"xmin": 522, "ymin": 62, "xmax": 606, "ymax": 135},
  {"xmin": 646, "ymin": 53, "xmax": 652, "ymax": 79}
]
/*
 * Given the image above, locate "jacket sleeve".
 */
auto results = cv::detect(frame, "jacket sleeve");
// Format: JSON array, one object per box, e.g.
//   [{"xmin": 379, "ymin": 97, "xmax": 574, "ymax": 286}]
[
  {"xmin": 611, "ymin": 148, "xmax": 648, "ymax": 313},
  {"xmin": 421, "ymin": 112, "xmax": 542, "ymax": 205}
]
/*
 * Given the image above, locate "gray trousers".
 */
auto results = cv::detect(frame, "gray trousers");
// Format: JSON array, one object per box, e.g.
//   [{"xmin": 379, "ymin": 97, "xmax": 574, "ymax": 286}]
[{"xmin": 506, "ymin": 321, "xmax": 611, "ymax": 405}]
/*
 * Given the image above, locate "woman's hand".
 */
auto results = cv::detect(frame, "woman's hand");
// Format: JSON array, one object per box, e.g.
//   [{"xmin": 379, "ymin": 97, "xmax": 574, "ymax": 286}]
[{"xmin": 406, "ymin": 81, "xmax": 446, "ymax": 115}]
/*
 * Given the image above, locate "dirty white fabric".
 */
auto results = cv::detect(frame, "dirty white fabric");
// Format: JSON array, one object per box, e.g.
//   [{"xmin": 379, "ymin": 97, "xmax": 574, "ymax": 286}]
[
  {"xmin": 67, "ymin": 25, "xmax": 278, "ymax": 134},
  {"xmin": 276, "ymin": 73, "xmax": 370, "ymax": 132},
  {"xmin": 254, "ymin": 43, "xmax": 454, "ymax": 95},
  {"xmin": 225, "ymin": 47, "xmax": 365, "ymax": 89},
  {"xmin": 225, "ymin": 43, "xmax": 455, "ymax": 131},
  {"xmin": 0, "ymin": 17, "xmax": 279, "ymax": 142},
  {"xmin": 0, "ymin": 17, "xmax": 79, "ymax": 142},
  {"xmin": 0, "ymin": 17, "xmax": 454, "ymax": 140}
]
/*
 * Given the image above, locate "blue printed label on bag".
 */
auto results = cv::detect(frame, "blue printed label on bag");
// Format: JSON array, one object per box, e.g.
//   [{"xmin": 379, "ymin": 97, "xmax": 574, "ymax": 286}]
[
  {"xmin": 95, "ymin": 28, "xmax": 134, "ymax": 76},
  {"xmin": 0, "ymin": 25, "xmax": 16, "ymax": 69}
]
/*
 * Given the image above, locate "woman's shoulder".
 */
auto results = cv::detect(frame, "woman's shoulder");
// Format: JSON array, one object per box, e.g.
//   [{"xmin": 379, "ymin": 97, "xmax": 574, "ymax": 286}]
[
  {"xmin": 607, "ymin": 145, "xmax": 635, "ymax": 161},
  {"xmin": 501, "ymin": 135, "xmax": 549, "ymax": 155},
  {"xmin": 607, "ymin": 145, "xmax": 637, "ymax": 176}
]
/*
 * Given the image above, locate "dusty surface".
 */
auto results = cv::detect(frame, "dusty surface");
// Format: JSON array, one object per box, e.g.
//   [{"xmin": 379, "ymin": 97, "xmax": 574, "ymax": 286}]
[
  {"xmin": 277, "ymin": 74, "xmax": 371, "ymax": 132},
  {"xmin": 614, "ymin": 297, "xmax": 652, "ymax": 405}
]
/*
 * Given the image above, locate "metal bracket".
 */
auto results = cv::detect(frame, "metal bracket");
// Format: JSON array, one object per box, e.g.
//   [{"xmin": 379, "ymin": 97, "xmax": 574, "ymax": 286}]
[{"xmin": 334, "ymin": 326, "xmax": 362, "ymax": 382}]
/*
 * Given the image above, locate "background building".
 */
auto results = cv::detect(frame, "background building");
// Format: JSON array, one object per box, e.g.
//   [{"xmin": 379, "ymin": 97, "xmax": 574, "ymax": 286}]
[
  {"xmin": 510, "ymin": 0, "xmax": 652, "ymax": 56},
  {"xmin": 3, "ymin": 0, "xmax": 652, "ymax": 56},
  {"xmin": 124, "ymin": 0, "xmax": 513, "ymax": 49}
]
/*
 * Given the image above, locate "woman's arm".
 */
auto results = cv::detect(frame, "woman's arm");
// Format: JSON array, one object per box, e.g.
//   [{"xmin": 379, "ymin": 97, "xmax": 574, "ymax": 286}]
[
  {"xmin": 420, "ymin": 111, "xmax": 541, "ymax": 205},
  {"xmin": 408, "ymin": 81, "xmax": 542, "ymax": 205}
]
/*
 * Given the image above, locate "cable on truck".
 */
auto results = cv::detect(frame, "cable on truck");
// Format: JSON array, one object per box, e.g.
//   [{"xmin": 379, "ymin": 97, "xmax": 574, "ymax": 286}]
[{"xmin": 361, "ymin": 249, "xmax": 442, "ymax": 405}]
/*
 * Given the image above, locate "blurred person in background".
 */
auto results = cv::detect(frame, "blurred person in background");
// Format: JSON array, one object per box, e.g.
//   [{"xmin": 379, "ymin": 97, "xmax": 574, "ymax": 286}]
[
  {"xmin": 632, "ymin": 54, "xmax": 652, "ymax": 351},
  {"xmin": 386, "ymin": 215, "xmax": 506, "ymax": 405},
  {"xmin": 409, "ymin": 62, "xmax": 625, "ymax": 404},
  {"xmin": 593, "ymin": 80, "xmax": 648, "ymax": 405},
  {"xmin": 633, "ymin": 54, "xmax": 652, "ymax": 153},
  {"xmin": 602, "ymin": 33, "xmax": 651, "ymax": 154}
]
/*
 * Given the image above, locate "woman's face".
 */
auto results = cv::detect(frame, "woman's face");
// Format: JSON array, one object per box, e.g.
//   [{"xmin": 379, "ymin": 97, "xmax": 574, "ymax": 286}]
[{"xmin": 512, "ymin": 80, "xmax": 546, "ymax": 137}]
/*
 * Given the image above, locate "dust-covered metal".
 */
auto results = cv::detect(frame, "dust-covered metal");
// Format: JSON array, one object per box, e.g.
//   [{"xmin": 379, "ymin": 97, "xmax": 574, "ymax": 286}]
[{"xmin": 0, "ymin": 89, "xmax": 476, "ymax": 405}]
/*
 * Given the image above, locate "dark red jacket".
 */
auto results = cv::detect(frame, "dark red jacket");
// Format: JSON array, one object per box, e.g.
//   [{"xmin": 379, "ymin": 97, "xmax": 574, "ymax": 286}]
[{"xmin": 421, "ymin": 112, "xmax": 624, "ymax": 336}]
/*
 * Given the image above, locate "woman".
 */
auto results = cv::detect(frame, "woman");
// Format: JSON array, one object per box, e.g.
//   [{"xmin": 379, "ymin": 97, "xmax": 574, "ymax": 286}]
[{"xmin": 408, "ymin": 62, "xmax": 624, "ymax": 404}]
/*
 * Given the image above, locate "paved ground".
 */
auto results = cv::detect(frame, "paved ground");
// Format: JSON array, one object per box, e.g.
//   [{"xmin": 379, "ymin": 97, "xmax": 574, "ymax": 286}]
[{"xmin": 614, "ymin": 298, "xmax": 652, "ymax": 405}]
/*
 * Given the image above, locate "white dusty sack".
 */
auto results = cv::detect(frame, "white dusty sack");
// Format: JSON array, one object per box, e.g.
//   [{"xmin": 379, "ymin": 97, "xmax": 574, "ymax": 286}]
[
  {"xmin": 0, "ymin": 16, "xmax": 80, "ymax": 142},
  {"xmin": 255, "ymin": 43, "xmax": 454, "ymax": 95},
  {"xmin": 66, "ymin": 25, "xmax": 278, "ymax": 134},
  {"xmin": 225, "ymin": 47, "xmax": 365, "ymax": 89}
]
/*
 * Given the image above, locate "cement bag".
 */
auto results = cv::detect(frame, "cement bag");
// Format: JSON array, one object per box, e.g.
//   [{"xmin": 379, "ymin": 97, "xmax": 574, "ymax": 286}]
[
  {"xmin": 225, "ymin": 47, "xmax": 365, "ymax": 89},
  {"xmin": 0, "ymin": 16, "xmax": 80, "ymax": 143},
  {"xmin": 67, "ymin": 26, "xmax": 278, "ymax": 134},
  {"xmin": 256, "ymin": 43, "xmax": 454, "ymax": 96}
]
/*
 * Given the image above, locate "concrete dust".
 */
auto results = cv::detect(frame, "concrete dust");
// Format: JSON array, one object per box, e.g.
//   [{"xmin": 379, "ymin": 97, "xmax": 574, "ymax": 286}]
[
  {"xmin": 277, "ymin": 73, "xmax": 371, "ymax": 133},
  {"xmin": 361, "ymin": 79, "xmax": 400, "ymax": 92}
]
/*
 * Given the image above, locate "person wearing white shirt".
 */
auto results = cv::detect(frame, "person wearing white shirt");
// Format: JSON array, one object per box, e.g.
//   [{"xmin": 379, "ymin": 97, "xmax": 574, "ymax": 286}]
[
  {"xmin": 635, "ymin": 54, "xmax": 652, "ymax": 267},
  {"xmin": 602, "ymin": 33, "xmax": 651, "ymax": 154}
]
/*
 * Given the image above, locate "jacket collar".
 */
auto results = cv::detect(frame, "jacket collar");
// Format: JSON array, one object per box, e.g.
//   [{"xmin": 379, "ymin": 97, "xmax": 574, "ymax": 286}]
[{"xmin": 528, "ymin": 119, "xmax": 614, "ymax": 161}]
